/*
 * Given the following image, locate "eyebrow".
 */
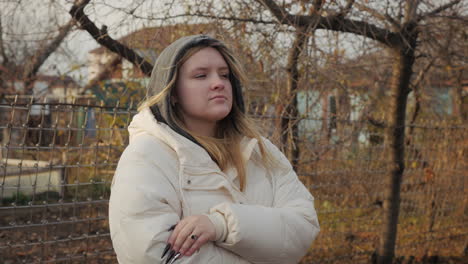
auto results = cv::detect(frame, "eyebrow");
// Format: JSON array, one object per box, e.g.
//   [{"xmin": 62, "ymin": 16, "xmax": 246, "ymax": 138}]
[{"xmin": 190, "ymin": 66, "xmax": 229, "ymax": 72}]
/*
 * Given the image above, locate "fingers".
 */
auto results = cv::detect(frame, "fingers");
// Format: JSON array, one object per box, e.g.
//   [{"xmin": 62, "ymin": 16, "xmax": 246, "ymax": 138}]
[
  {"xmin": 165, "ymin": 250, "xmax": 181, "ymax": 264},
  {"xmin": 168, "ymin": 224, "xmax": 176, "ymax": 232},
  {"xmin": 172, "ymin": 223, "xmax": 196, "ymax": 254},
  {"xmin": 178, "ymin": 228, "xmax": 201, "ymax": 255},
  {"xmin": 161, "ymin": 243, "xmax": 171, "ymax": 259},
  {"xmin": 167, "ymin": 220, "xmax": 185, "ymax": 247},
  {"xmin": 167, "ymin": 252, "xmax": 181, "ymax": 264},
  {"xmin": 164, "ymin": 215, "xmax": 216, "ymax": 260},
  {"xmin": 184, "ymin": 233, "xmax": 210, "ymax": 256}
]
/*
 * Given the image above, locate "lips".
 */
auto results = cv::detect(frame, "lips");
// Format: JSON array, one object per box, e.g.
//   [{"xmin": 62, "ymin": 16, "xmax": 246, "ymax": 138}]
[{"xmin": 210, "ymin": 95, "xmax": 227, "ymax": 100}]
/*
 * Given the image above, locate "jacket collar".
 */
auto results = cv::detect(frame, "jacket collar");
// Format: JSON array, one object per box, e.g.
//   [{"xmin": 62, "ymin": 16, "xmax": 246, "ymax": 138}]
[{"xmin": 128, "ymin": 107, "xmax": 258, "ymax": 172}]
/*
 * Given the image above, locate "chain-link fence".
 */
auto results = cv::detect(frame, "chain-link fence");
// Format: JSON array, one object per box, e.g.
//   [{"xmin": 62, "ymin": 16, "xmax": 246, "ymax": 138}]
[{"xmin": 1, "ymin": 98, "xmax": 466, "ymax": 263}]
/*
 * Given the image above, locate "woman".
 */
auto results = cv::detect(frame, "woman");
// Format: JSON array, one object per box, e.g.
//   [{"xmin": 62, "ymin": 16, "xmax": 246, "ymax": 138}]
[{"xmin": 109, "ymin": 35, "xmax": 319, "ymax": 264}]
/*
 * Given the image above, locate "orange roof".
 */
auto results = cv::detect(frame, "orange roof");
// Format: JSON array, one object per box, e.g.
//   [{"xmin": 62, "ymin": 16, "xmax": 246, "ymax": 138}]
[{"xmin": 89, "ymin": 23, "xmax": 218, "ymax": 54}]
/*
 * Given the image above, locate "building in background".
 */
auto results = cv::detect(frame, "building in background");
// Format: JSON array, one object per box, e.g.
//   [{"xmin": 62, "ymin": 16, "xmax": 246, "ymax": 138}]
[{"xmin": 296, "ymin": 52, "xmax": 468, "ymax": 146}]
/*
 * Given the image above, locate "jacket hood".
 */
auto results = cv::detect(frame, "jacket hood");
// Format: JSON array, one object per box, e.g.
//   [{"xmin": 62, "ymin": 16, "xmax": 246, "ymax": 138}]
[{"xmin": 145, "ymin": 34, "xmax": 246, "ymax": 146}]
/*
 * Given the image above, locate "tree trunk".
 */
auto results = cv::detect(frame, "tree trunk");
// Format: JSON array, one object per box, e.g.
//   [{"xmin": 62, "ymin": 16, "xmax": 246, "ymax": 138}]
[
  {"xmin": 281, "ymin": 29, "xmax": 308, "ymax": 170},
  {"xmin": 377, "ymin": 24, "xmax": 418, "ymax": 264}
]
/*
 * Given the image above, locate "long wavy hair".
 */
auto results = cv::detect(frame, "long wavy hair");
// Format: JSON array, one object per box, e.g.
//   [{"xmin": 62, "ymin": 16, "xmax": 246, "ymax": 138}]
[{"xmin": 139, "ymin": 36, "xmax": 275, "ymax": 191}]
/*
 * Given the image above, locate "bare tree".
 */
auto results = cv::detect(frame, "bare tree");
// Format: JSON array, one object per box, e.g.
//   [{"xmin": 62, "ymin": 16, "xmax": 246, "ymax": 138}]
[
  {"xmin": 66, "ymin": 0, "xmax": 466, "ymax": 262},
  {"xmin": 255, "ymin": 0, "xmax": 464, "ymax": 263},
  {"xmin": 0, "ymin": 1, "xmax": 76, "ymax": 97},
  {"xmin": 0, "ymin": 0, "xmax": 77, "ymax": 149}
]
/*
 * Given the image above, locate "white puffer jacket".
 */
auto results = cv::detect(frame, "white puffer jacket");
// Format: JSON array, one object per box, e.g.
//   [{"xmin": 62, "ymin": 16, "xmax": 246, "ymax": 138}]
[{"xmin": 109, "ymin": 107, "xmax": 320, "ymax": 264}]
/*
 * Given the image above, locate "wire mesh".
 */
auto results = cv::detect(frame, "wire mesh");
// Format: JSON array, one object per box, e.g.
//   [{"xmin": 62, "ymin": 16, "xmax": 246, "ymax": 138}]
[
  {"xmin": 0, "ymin": 98, "xmax": 466, "ymax": 263},
  {"xmin": 0, "ymin": 98, "xmax": 131, "ymax": 263}
]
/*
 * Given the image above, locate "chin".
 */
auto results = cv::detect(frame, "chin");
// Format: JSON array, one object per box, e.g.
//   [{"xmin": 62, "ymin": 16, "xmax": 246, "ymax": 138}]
[
  {"xmin": 208, "ymin": 109, "xmax": 231, "ymax": 122},
  {"xmin": 212, "ymin": 113, "xmax": 231, "ymax": 122}
]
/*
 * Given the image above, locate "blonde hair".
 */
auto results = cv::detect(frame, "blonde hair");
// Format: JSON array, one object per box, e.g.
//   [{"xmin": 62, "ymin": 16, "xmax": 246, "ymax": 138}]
[{"xmin": 139, "ymin": 40, "xmax": 275, "ymax": 192}]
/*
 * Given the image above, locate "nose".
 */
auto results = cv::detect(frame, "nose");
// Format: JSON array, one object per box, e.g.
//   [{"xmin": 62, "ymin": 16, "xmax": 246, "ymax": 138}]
[{"xmin": 210, "ymin": 75, "xmax": 225, "ymax": 90}]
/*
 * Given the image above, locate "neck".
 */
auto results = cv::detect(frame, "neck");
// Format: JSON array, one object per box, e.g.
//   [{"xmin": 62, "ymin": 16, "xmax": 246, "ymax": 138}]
[{"xmin": 184, "ymin": 118, "xmax": 217, "ymax": 137}]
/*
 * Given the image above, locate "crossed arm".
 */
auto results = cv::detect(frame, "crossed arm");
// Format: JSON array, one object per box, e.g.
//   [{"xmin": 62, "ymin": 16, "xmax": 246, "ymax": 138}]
[{"xmin": 109, "ymin": 140, "xmax": 319, "ymax": 264}]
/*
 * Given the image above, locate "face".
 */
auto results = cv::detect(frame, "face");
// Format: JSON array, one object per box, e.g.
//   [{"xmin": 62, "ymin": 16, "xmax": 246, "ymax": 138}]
[{"xmin": 174, "ymin": 47, "xmax": 233, "ymax": 127}]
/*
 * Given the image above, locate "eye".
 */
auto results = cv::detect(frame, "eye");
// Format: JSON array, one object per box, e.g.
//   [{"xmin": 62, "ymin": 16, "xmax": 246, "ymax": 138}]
[
  {"xmin": 194, "ymin": 74, "xmax": 206, "ymax": 79},
  {"xmin": 220, "ymin": 73, "xmax": 229, "ymax": 79}
]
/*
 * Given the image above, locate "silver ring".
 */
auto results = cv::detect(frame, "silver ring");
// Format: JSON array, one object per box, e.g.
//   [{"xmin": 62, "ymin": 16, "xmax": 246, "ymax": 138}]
[{"xmin": 191, "ymin": 234, "xmax": 198, "ymax": 240}]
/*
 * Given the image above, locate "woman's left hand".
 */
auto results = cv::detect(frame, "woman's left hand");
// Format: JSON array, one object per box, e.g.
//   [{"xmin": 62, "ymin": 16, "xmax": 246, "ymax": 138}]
[{"xmin": 167, "ymin": 214, "xmax": 216, "ymax": 257}]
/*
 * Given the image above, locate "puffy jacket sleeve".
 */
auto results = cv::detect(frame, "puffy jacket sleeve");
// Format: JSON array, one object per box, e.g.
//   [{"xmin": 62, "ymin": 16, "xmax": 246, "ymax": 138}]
[
  {"xmin": 109, "ymin": 136, "xmax": 250, "ymax": 264},
  {"xmin": 208, "ymin": 139, "xmax": 320, "ymax": 264}
]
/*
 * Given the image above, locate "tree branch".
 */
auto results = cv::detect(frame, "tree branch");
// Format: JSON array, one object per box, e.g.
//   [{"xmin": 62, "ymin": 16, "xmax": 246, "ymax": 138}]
[
  {"xmin": 410, "ymin": 58, "xmax": 435, "ymax": 91},
  {"xmin": 257, "ymin": 0, "xmax": 400, "ymax": 47},
  {"xmin": 404, "ymin": 0, "xmax": 421, "ymax": 23},
  {"xmin": 69, "ymin": 0, "xmax": 153, "ymax": 76},
  {"xmin": 23, "ymin": 19, "xmax": 75, "ymax": 82},
  {"xmin": 257, "ymin": 0, "xmax": 296, "ymax": 25},
  {"xmin": 337, "ymin": 0, "xmax": 356, "ymax": 17},
  {"xmin": 417, "ymin": 0, "xmax": 462, "ymax": 22},
  {"xmin": 354, "ymin": 2, "xmax": 399, "ymax": 28},
  {"xmin": 312, "ymin": 0, "xmax": 324, "ymax": 12},
  {"xmin": 175, "ymin": 13, "xmax": 277, "ymax": 24},
  {"xmin": 102, "ymin": 9, "xmax": 278, "ymax": 25}
]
